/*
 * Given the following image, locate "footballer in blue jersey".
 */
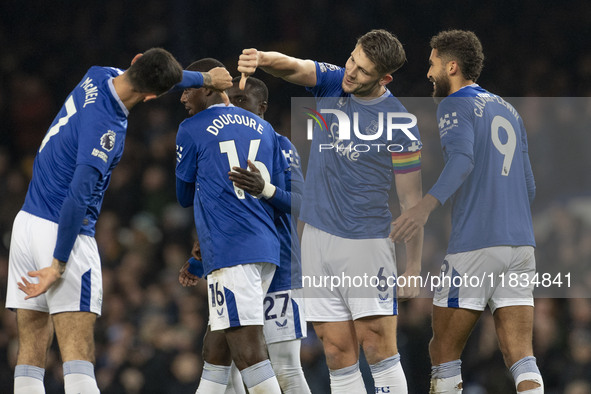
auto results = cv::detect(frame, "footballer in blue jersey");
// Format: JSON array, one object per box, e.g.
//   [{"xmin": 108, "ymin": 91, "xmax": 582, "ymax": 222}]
[
  {"xmin": 175, "ymin": 104, "xmax": 285, "ymax": 276},
  {"xmin": 193, "ymin": 76, "xmax": 310, "ymax": 394},
  {"xmin": 238, "ymin": 30, "xmax": 421, "ymax": 394},
  {"xmin": 304, "ymin": 63, "xmax": 422, "ymax": 239},
  {"xmin": 175, "ymin": 59, "xmax": 285, "ymax": 394},
  {"xmin": 6, "ymin": 48, "xmax": 186, "ymax": 394},
  {"xmin": 391, "ymin": 30, "xmax": 543, "ymax": 394}
]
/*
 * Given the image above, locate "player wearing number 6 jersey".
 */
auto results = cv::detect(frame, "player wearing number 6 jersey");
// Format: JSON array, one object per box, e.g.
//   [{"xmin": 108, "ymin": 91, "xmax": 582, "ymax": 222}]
[
  {"xmin": 391, "ymin": 30, "xmax": 542, "ymax": 393},
  {"xmin": 4, "ymin": 48, "xmax": 233, "ymax": 394},
  {"xmin": 238, "ymin": 29, "xmax": 423, "ymax": 394},
  {"xmin": 175, "ymin": 58, "xmax": 287, "ymax": 394}
]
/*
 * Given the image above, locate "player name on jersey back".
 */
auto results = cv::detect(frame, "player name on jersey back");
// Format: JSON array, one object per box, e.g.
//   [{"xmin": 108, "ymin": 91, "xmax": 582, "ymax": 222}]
[{"xmin": 205, "ymin": 113, "xmax": 264, "ymax": 136}]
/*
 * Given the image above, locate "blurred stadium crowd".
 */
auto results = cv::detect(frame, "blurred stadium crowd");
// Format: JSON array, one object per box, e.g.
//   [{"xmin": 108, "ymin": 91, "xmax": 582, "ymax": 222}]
[{"xmin": 0, "ymin": 0, "xmax": 590, "ymax": 392}]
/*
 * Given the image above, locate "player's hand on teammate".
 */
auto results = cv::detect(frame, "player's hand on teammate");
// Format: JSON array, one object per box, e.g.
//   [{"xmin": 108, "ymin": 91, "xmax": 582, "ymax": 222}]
[
  {"xmin": 390, "ymin": 208, "xmax": 426, "ymax": 243},
  {"xmin": 237, "ymin": 48, "xmax": 260, "ymax": 90},
  {"xmin": 228, "ymin": 160, "xmax": 266, "ymax": 196},
  {"xmin": 17, "ymin": 258, "xmax": 64, "ymax": 299},
  {"xmin": 203, "ymin": 67, "xmax": 232, "ymax": 106},
  {"xmin": 390, "ymin": 195, "xmax": 439, "ymax": 242}
]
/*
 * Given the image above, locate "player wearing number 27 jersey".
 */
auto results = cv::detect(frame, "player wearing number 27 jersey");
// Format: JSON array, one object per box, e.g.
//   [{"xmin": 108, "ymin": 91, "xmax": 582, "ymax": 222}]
[{"xmin": 433, "ymin": 84, "xmax": 535, "ymax": 253}]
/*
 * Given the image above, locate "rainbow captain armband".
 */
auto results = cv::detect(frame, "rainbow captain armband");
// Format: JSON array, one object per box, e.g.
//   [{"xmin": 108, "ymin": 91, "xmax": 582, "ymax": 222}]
[
  {"xmin": 187, "ymin": 257, "xmax": 204, "ymax": 278},
  {"xmin": 391, "ymin": 150, "xmax": 421, "ymax": 174}
]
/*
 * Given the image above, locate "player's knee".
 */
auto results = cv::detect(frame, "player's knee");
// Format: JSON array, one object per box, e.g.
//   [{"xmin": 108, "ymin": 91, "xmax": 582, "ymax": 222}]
[
  {"xmin": 356, "ymin": 320, "xmax": 395, "ymax": 360},
  {"xmin": 232, "ymin": 349, "xmax": 269, "ymax": 371}
]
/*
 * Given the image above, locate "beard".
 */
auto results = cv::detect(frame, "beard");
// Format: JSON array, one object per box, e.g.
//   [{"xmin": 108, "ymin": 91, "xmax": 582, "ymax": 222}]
[{"xmin": 431, "ymin": 74, "xmax": 451, "ymax": 104}]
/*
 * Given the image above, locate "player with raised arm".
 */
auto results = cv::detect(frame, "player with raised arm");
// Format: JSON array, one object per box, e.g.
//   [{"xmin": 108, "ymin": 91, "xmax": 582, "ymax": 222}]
[
  {"xmin": 238, "ymin": 29, "xmax": 423, "ymax": 393},
  {"xmin": 6, "ymin": 48, "xmax": 232, "ymax": 394},
  {"xmin": 175, "ymin": 58, "xmax": 287, "ymax": 394},
  {"xmin": 390, "ymin": 30, "xmax": 542, "ymax": 393}
]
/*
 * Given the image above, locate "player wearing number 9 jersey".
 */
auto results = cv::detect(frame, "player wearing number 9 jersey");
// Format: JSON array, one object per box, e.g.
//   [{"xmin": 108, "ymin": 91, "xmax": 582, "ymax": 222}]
[
  {"xmin": 175, "ymin": 58, "xmax": 287, "ymax": 394},
  {"xmin": 391, "ymin": 30, "xmax": 542, "ymax": 394},
  {"xmin": 433, "ymin": 85, "xmax": 535, "ymax": 253}
]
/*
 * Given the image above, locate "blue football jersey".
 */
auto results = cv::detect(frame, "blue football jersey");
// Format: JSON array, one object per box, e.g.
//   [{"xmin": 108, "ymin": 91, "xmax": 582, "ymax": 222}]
[
  {"xmin": 22, "ymin": 66, "xmax": 128, "ymax": 236},
  {"xmin": 175, "ymin": 104, "xmax": 288, "ymax": 275},
  {"xmin": 302, "ymin": 62, "xmax": 422, "ymax": 239},
  {"xmin": 267, "ymin": 135, "xmax": 304, "ymax": 292},
  {"xmin": 434, "ymin": 84, "xmax": 536, "ymax": 253}
]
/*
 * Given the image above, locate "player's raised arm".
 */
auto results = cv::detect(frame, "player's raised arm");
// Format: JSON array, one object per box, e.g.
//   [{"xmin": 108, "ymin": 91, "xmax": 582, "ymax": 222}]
[{"xmin": 238, "ymin": 48, "xmax": 317, "ymax": 87}]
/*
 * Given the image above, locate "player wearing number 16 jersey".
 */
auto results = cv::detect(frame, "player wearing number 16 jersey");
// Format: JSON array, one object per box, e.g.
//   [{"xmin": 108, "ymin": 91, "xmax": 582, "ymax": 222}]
[
  {"xmin": 175, "ymin": 58, "xmax": 287, "ymax": 394},
  {"xmin": 391, "ymin": 30, "xmax": 542, "ymax": 393}
]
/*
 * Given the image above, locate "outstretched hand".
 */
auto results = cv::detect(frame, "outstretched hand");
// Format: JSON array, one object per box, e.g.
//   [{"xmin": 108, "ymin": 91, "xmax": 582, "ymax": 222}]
[
  {"xmin": 17, "ymin": 259, "xmax": 63, "ymax": 299},
  {"xmin": 228, "ymin": 160, "xmax": 265, "ymax": 196}
]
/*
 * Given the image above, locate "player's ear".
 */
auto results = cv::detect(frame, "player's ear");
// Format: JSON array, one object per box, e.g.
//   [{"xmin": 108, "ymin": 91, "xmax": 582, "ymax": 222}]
[
  {"xmin": 131, "ymin": 53, "xmax": 143, "ymax": 65},
  {"xmin": 259, "ymin": 101, "xmax": 268, "ymax": 116},
  {"xmin": 143, "ymin": 93, "xmax": 158, "ymax": 102},
  {"xmin": 448, "ymin": 60, "xmax": 459, "ymax": 76},
  {"xmin": 380, "ymin": 74, "xmax": 393, "ymax": 86}
]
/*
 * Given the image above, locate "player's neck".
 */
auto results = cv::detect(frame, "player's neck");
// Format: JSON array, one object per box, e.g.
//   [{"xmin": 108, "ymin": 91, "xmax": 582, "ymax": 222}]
[
  {"xmin": 112, "ymin": 75, "xmax": 145, "ymax": 110},
  {"xmin": 449, "ymin": 79, "xmax": 474, "ymax": 96},
  {"xmin": 353, "ymin": 85, "xmax": 387, "ymax": 100}
]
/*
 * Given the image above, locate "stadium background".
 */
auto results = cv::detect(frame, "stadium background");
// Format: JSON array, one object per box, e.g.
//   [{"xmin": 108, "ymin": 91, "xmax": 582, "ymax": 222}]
[{"xmin": 0, "ymin": 0, "xmax": 590, "ymax": 392}]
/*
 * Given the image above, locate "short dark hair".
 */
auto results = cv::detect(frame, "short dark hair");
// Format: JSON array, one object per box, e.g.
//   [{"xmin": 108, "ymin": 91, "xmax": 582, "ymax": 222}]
[
  {"xmin": 231, "ymin": 76, "xmax": 268, "ymax": 103},
  {"xmin": 186, "ymin": 58, "xmax": 225, "ymax": 73},
  {"xmin": 430, "ymin": 30, "xmax": 484, "ymax": 82},
  {"xmin": 126, "ymin": 48, "xmax": 183, "ymax": 96},
  {"xmin": 356, "ymin": 29, "xmax": 406, "ymax": 75}
]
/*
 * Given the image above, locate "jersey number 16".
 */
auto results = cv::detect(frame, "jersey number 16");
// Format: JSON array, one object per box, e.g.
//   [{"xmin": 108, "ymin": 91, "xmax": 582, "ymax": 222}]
[{"xmin": 220, "ymin": 139, "xmax": 271, "ymax": 199}]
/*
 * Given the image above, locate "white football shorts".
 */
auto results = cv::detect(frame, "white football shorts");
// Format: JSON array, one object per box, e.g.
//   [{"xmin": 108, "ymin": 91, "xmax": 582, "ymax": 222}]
[
  {"xmin": 207, "ymin": 262, "xmax": 276, "ymax": 331},
  {"xmin": 301, "ymin": 224, "xmax": 398, "ymax": 322},
  {"xmin": 263, "ymin": 288, "xmax": 307, "ymax": 344},
  {"xmin": 6, "ymin": 211, "xmax": 103, "ymax": 315},
  {"xmin": 433, "ymin": 245, "xmax": 536, "ymax": 313}
]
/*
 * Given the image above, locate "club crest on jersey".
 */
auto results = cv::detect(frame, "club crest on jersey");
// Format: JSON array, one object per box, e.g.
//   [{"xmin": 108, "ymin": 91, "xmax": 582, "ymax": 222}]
[{"xmin": 100, "ymin": 130, "xmax": 116, "ymax": 152}]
